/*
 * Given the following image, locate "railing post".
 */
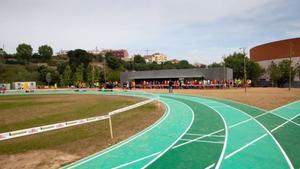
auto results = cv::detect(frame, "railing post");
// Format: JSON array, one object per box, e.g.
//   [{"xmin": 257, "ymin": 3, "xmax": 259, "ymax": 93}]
[{"xmin": 109, "ymin": 116, "xmax": 114, "ymax": 139}]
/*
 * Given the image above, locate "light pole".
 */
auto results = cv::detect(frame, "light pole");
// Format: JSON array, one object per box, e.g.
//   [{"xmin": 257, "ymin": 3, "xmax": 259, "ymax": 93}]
[
  {"xmin": 222, "ymin": 55, "xmax": 226, "ymax": 89},
  {"xmin": 240, "ymin": 48, "xmax": 247, "ymax": 93},
  {"xmin": 289, "ymin": 42, "xmax": 294, "ymax": 91}
]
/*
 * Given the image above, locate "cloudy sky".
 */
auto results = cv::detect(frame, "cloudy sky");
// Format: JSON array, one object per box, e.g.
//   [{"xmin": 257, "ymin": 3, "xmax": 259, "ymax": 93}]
[{"xmin": 1, "ymin": 0, "xmax": 299, "ymax": 64}]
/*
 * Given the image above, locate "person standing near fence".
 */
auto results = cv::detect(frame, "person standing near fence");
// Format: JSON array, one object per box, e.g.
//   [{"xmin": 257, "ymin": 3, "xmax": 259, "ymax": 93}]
[{"xmin": 168, "ymin": 80, "xmax": 173, "ymax": 93}]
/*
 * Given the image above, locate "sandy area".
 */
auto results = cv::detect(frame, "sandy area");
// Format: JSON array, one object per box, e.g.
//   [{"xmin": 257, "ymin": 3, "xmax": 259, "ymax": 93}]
[{"xmin": 140, "ymin": 87, "xmax": 300, "ymax": 110}]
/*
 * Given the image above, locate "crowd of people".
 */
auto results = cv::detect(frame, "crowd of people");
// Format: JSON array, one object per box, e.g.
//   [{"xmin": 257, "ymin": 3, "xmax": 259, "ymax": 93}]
[{"xmin": 122, "ymin": 79, "xmax": 251, "ymax": 90}]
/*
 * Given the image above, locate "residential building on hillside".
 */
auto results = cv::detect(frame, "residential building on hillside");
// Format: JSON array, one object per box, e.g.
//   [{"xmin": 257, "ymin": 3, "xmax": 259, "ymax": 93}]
[{"xmin": 144, "ymin": 53, "xmax": 168, "ymax": 64}]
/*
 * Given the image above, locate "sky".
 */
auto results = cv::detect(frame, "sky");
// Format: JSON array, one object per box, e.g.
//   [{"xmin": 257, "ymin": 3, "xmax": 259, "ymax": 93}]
[{"xmin": 0, "ymin": 0, "xmax": 300, "ymax": 64}]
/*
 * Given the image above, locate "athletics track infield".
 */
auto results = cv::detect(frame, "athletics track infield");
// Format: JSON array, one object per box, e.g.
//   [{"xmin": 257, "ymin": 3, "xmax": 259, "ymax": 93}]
[{"xmin": 1, "ymin": 91, "xmax": 299, "ymax": 169}]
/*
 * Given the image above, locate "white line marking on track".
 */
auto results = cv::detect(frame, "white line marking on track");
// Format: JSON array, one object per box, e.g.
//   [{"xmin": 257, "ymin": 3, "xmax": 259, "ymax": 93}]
[
  {"xmin": 63, "ymin": 100, "xmax": 170, "ymax": 169},
  {"xmin": 180, "ymin": 138, "xmax": 224, "ymax": 144},
  {"xmin": 205, "ymin": 163, "xmax": 215, "ymax": 169},
  {"xmin": 202, "ymin": 104, "xmax": 228, "ymax": 169},
  {"xmin": 225, "ymin": 114, "xmax": 300, "ymax": 161},
  {"xmin": 141, "ymin": 99, "xmax": 195, "ymax": 169},
  {"xmin": 271, "ymin": 100, "xmax": 300, "ymax": 112},
  {"xmin": 111, "ymin": 152, "xmax": 161, "ymax": 169},
  {"xmin": 271, "ymin": 114, "xmax": 300, "ymax": 132},
  {"xmin": 185, "ymin": 133, "xmax": 225, "ymax": 137},
  {"xmin": 225, "ymin": 133, "xmax": 268, "ymax": 159},
  {"xmin": 228, "ymin": 106, "xmax": 295, "ymax": 169},
  {"xmin": 172, "ymin": 128, "xmax": 225, "ymax": 149}
]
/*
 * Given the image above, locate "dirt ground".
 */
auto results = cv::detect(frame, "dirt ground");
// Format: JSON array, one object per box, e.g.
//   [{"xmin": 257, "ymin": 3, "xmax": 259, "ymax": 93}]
[
  {"xmin": 0, "ymin": 96, "xmax": 164, "ymax": 169},
  {"xmin": 140, "ymin": 87, "xmax": 300, "ymax": 110}
]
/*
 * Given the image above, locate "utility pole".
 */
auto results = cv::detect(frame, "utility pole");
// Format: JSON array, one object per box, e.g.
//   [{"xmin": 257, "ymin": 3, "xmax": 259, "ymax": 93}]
[
  {"xmin": 222, "ymin": 55, "xmax": 226, "ymax": 89},
  {"xmin": 240, "ymin": 48, "xmax": 247, "ymax": 93},
  {"xmin": 289, "ymin": 42, "xmax": 294, "ymax": 91}
]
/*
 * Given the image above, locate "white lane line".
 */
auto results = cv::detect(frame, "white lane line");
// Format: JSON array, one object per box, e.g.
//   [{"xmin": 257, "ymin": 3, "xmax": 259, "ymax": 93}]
[
  {"xmin": 185, "ymin": 133, "xmax": 225, "ymax": 137},
  {"xmin": 271, "ymin": 113, "xmax": 300, "ymax": 127},
  {"xmin": 271, "ymin": 114, "xmax": 300, "ymax": 132},
  {"xmin": 172, "ymin": 128, "xmax": 225, "ymax": 149},
  {"xmin": 173, "ymin": 112, "xmax": 268, "ymax": 149},
  {"xmin": 205, "ymin": 163, "xmax": 215, "ymax": 169},
  {"xmin": 225, "ymin": 133, "xmax": 268, "ymax": 159},
  {"xmin": 180, "ymin": 138, "xmax": 224, "ymax": 144},
  {"xmin": 228, "ymin": 106, "xmax": 295, "ymax": 169},
  {"xmin": 111, "ymin": 152, "xmax": 160, "ymax": 169},
  {"xmin": 199, "ymin": 103, "xmax": 228, "ymax": 169},
  {"xmin": 141, "ymin": 99, "xmax": 195, "ymax": 169},
  {"xmin": 225, "ymin": 114, "xmax": 300, "ymax": 160},
  {"xmin": 271, "ymin": 100, "xmax": 300, "ymax": 112},
  {"xmin": 199, "ymin": 95, "xmax": 300, "ymax": 126},
  {"xmin": 63, "ymin": 100, "xmax": 170, "ymax": 169}
]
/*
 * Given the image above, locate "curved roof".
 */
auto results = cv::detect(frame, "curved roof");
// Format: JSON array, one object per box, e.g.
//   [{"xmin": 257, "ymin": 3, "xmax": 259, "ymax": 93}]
[{"xmin": 250, "ymin": 37, "xmax": 300, "ymax": 61}]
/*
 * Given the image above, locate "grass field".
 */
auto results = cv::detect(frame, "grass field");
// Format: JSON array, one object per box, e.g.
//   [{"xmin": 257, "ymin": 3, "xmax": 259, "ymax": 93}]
[
  {"xmin": 0, "ymin": 94, "xmax": 164, "ymax": 169},
  {"xmin": 0, "ymin": 94, "xmax": 142, "ymax": 133}
]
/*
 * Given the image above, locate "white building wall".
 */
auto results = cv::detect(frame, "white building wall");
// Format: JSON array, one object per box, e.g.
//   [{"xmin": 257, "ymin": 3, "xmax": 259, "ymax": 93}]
[{"xmin": 257, "ymin": 56, "xmax": 300, "ymax": 81}]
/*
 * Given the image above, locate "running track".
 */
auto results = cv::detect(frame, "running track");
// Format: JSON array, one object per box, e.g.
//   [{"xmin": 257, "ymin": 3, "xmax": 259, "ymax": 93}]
[{"xmin": 6, "ymin": 91, "xmax": 298, "ymax": 169}]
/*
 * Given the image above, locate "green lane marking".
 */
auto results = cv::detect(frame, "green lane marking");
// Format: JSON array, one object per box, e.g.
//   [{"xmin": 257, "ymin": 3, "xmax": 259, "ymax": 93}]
[
  {"xmin": 272, "ymin": 122, "xmax": 300, "ymax": 169},
  {"xmin": 64, "ymin": 96, "xmax": 193, "ymax": 169},
  {"xmin": 148, "ymin": 96, "xmax": 225, "ymax": 169},
  {"xmin": 272, "ymin": 101, "xmax": 300, "ymax": 119}
]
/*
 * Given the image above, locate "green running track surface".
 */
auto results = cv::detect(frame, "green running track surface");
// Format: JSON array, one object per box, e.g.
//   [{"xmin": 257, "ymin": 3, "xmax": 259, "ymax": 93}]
[{"xmin": 1, "ymin": 91, "xmax": 297, "ymax": 168}]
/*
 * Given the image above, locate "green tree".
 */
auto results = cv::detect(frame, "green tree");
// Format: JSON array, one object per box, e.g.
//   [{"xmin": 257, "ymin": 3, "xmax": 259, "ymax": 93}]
[
  {"xmin": 16, "ymin": 43, "xmax": 33, "ymax": 64},
  {"xmin": 133, "ymin": 55, "xmax": 146, "ymax": 64},
  {"xmin": 94, "ymin": 67, "xmax": 100, "ymax": 83},
  {"xmin": 267, "ymin": 61, "xmax": 280, "ymax": 86},
  {"xmin": 46, "ymin": 72, "xmax": 52, "ymax": 86},
  {"xmin": 277, "ymin": 60, "xmax": 296, "ymax": 87},
  {"xmin": 105, "ymin": 53, "xmax": 121, "ymax": 70},
  {"xmin": 107, "ymin": 71, "xmax": 120, "ymax": 82},
  {"xmin": 208, "ymin": 62, "xmax": 223, "ymax": 68},
  {"xmin": 38, "ymin": 45, "xmax": 53, "ymax": 61},
  {"xmin": 61, "ymin": 65, "xmax": 72, "ymax": 87},
  {"xmin": 86, "ymin": 65, "xmax": 95, "ymax": 87},
  {"xmin": 224, "ymin": 52, "xmax": 264, "ymax": 80},
  {"xmin": 176, "ymin": 60, "xmax": 194, "ymax": 69},
  {"xmin": 247, "ymin": 61, "xmax": 264, "ymax": 80},
  {"xmin": 161, "ymin": 61, "xmax": 176, "ymax": 69},
  {"xmin": 74, "ymin": 64, "xmax": 84, "ymax": 86},
  {"xmin": 67, "ymin": 49, "xmax": 92, "ymax": 72},
  {"xmin": 296, "ymin": 63, "xmax": 300, "ymax": 81}
]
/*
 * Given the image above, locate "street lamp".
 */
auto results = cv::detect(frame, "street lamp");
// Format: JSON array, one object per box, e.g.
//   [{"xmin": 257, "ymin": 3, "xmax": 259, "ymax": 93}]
[{"xmin": 239, "ymin": 47, "xmax": 247, "ymax": 93}]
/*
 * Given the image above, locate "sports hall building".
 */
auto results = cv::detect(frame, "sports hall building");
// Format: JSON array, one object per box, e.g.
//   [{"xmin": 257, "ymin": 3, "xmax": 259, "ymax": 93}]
[
  {"xmin": 120, "ymin": 68, "xmax": 233, "ymax": 89},
  {"xmin": 250, "ymin": 37, "xmax": 300, "ymax": 83}
]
